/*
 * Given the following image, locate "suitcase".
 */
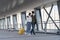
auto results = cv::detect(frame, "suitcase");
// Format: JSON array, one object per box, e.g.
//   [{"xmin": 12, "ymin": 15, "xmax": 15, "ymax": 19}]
[{"xmin": 18, "ymin": 28, "xmax": 25, "ymax": 35}]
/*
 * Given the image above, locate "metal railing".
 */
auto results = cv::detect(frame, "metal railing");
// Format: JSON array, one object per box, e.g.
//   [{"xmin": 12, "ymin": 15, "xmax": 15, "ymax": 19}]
[{"xmin": 0, "ymin": 20, "xmax": 59, "ymax": 32}]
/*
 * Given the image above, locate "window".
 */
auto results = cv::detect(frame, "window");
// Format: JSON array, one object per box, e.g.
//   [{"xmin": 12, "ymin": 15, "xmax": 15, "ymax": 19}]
[
  {"xmin": 13, "ymin": 14, "xmax": 18, "ymax": 30},
  {"xmin": 7, "ymin": 16, "xmax": 11, "ymax": 29},
  {"xmin": 41, "ymin": 3, "xmax": 59, "ymax": 30}
]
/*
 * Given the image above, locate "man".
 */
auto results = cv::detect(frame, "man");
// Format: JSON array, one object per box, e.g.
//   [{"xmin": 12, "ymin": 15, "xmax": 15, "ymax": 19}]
[{"xmin": 31, "ymin": 11, "xmax": 37, "ymax": 35}]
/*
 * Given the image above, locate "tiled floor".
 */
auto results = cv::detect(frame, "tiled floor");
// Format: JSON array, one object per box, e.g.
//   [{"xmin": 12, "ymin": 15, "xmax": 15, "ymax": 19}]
[{"xmin": 0, "ymin": 30, "xmax": 60, "ymax": 40}]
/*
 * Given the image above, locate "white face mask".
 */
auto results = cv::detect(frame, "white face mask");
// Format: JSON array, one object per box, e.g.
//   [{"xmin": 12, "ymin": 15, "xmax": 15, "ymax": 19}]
[{"xmin": 33, "ymin": 14, "xmax": 35, "ymax": 16}]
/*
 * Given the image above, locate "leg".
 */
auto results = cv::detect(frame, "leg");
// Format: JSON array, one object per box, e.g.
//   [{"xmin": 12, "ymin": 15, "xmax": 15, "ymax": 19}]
[
  {"xmin": 25, "ymin": 22, "xmax": 29, "ymax": 34},
  {"xmin": 34, "ymin": 22, "xmax": 38, "ymax": 31},
  {"xmin": 31, "ymin": 23, "xmax": 35, "ymax": 35},
  {"xmin": 26, "ymin": 22, "xmax": 31, "ymax": 34}
]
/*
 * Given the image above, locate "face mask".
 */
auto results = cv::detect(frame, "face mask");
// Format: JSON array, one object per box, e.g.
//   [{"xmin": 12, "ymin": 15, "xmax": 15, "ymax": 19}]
[{"xmin": 33, "ymin": 14, "xmax": 35, "ymax": 16}]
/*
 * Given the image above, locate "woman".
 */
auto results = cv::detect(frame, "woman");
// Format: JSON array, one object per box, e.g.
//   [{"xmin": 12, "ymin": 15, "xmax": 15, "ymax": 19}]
[{"xmin": 25, "ymin": 13, "xmax": 32, "ymax": 35}]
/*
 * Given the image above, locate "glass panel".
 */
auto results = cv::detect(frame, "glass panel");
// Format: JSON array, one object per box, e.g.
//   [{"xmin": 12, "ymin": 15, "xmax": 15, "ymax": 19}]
[
  {"xmin": 0, "ymin": 19, "xmax": 1, "ymax": 29},
  {"xmin": 7, "ymin": 16, "xmax": 11, "ymax": 29},
  {"xmin": 41, "ymin": 3, "xmax": 59, "ymax": 32},
  {"xmin": 2, "ymin": 18, "xmax": 5, "ymax": 29},
  {"xmin": 0, "ymin": 19, "xmax": 2, "ymax": 29},
  {"xmin": 13, "ymin": 15, "xmax": 18, "ymax": 30},
  {"xmin": 1, "ymin": 19, "xmax": 3, "ymax": 29},
  {"xmin": 35, "ymin": 9, "xmax": 41, "ymax": 31},
  {"xmin": 41, "ymin": 9, "xmax": 48, "ymax": 21},
  {"xmin": 21, "ymin": 12, "xmax": 26, "ymax": 30},
  {"xmin": 0, "ymin": 18, "xmax": 5, "ymax": 29}
]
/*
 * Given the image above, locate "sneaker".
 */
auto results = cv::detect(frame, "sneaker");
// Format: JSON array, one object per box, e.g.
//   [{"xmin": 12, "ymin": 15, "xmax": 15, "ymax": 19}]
[{"xmin": 27, "ymin": 33, "xmax": 31, "ymax": 36}]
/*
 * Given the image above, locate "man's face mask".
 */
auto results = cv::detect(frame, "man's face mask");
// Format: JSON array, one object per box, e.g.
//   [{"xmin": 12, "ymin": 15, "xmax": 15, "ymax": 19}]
[{"xmin": 33, "ymin": 13, "xmax": 35, "ymax": 16}]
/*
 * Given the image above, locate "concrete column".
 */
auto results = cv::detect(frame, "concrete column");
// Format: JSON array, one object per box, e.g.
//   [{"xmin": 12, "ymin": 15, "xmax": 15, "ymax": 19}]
[
  {"xmin": 17, "ymin": 12, "xmax": 22, "ymax": 30},
  {"xmin": 10, "ymin": 15, "xmax": 13, "ymax": 28}
]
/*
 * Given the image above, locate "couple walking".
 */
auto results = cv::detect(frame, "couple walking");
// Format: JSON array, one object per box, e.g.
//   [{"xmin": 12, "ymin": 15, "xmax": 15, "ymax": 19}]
[{"xmin": 26, "ymin": 11, "xmax": 36, "ymax": 35}]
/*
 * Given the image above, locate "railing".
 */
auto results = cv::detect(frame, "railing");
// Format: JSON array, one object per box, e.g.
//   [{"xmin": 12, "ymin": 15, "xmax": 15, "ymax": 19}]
[
  {"xmin": 37, "ymin": 20, "xmax": 60, "ymax": 33},
  {"xmin": 0, "ymin": 20, "xmax": 59, "ymax": 32}
]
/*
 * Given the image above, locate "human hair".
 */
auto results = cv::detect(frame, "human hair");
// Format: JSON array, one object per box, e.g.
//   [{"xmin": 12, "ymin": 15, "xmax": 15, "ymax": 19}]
[
  {"xmin": 27, "ymin": 16, "xmax": 29, "ymax": 17},
  {"xmin": 29, "ymin": 13, "xmax": 31, "ymax": 15},
  {"xmin": 32, "ymin": 11, "xmax": 34, "ymax": 14}
]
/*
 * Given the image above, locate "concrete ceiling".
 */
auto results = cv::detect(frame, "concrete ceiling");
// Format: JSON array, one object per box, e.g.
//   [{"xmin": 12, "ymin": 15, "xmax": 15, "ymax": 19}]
[
  {"xmin": 0, "ymin": 0, "xmax": 24, "ymax": 14},
  {"xmin": 0, "ymin": 0, "xmax": 58, "ymax": 17}
]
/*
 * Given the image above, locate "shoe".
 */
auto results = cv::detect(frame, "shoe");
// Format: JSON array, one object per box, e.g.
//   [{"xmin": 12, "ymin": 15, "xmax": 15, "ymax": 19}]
[
  {"xmin": 33, "ymin": 33, "xmax": 35, "ymax": 35},
  {"xmin": 27, "ymin": 33, "xmax": 31, "ymax": 36}
]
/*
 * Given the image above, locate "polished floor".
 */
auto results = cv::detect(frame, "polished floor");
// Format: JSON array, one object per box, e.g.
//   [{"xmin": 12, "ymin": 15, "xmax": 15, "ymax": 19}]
[{"xmin": 0, "ymin": 30, "xmax": 60, "ymax": 40}]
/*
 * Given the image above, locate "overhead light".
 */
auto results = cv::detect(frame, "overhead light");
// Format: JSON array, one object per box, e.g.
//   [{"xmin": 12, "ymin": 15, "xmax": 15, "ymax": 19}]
[{"xmin": 18, "ymin": 0, "xmax": 24, "ymax": 4}]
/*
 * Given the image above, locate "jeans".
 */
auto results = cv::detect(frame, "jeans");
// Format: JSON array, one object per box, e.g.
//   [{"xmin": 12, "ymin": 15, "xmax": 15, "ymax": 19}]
[
  {"xmin": 31, "ymin": 22, "xmax": 35, "ymax": 35},
  {"xmin": 26, "ymin": 22, "xmax": 31, "ymax": 33}
]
